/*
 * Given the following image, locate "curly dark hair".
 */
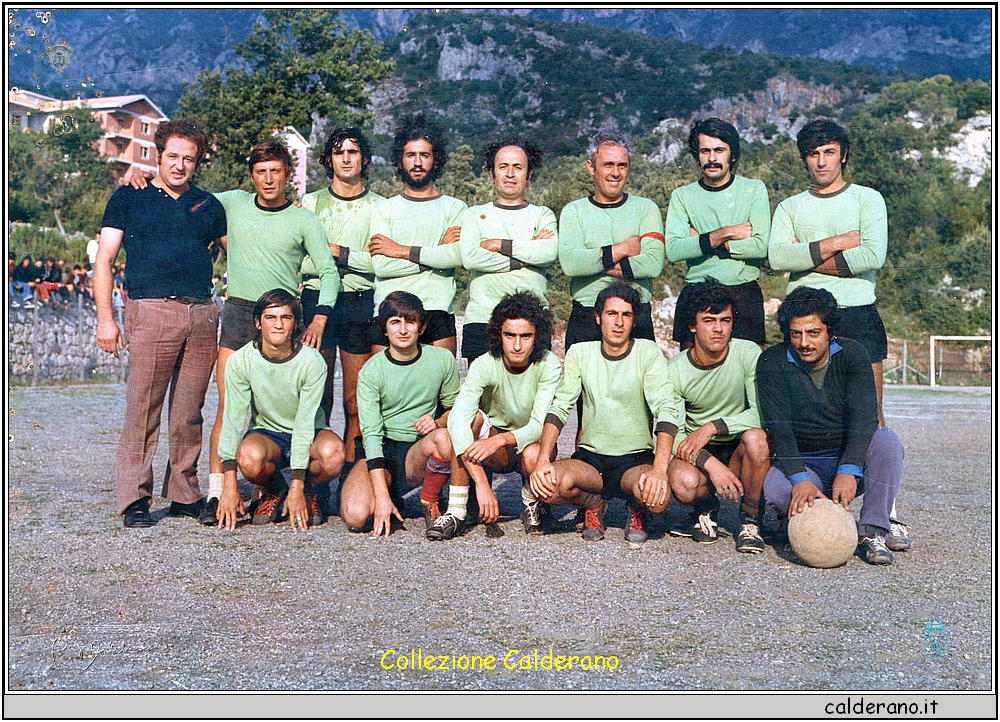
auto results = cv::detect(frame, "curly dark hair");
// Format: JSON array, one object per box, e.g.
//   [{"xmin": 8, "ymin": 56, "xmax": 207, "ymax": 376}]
[
  {"xmin": 154, "ymin": 120, "xmax": 208, "ymax": 164},
  {"xmin": 377, "ymin": 291, "xmax": 425, "ymax": 335},
  {"xmin": 390, "ymin": 114, "xmax": 447, "ymax": 183},
  {"xmin": 796, "ymin": 118, "xmax": 850, "ymax": 168},
  {"xmin": 482, "ymin": 135, "xmax": 544, "ymax": 179},
  {"xmin": 688, "ymin": 117, "xmax": 740, "ymax": 170},
  {"xmin": 678, "ymin": 277, "xmax": 735, "ymax": 332},
  {"xmin": 485, "ymin": 292, "xmax": 553, "ymax": 364},
  {"xmin": 595, "ymin": 281, "xmax": 641, "ymax": 317},
  {"xmin": 319, "ymin": 126, "xmax": 373, "ymax": 181},
  {"xmin": 253, "ymin": 288, "xmax": 303, "ymax": 346},
  {"xmin": 777, "ymin": 286, "xmax": 841, "ymax": 340}
]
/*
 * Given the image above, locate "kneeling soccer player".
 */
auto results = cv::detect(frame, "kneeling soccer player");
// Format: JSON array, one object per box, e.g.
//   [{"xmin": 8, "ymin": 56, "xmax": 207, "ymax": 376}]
[
  {"xmin": 216, "ymin": 289, "xmax": 346, "ymax": 530},
  {"xmin": 529, "ymin": 282, "xmax": 675, "ymax": 543},
  {"xmin": 340, "ymin": 291, "xmax": 461, "ymax": 537},
  {"xmin": 661, "ymin": 278, "xmax": 770, "ymax": 552},
  {"xmin": 443, "ymin": 292, "xmax": 562, "ymax": 539}
]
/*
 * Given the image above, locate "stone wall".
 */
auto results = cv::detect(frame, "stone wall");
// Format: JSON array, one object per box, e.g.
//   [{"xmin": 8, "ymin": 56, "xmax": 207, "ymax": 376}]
[{"xmin": 7, "ymin": 297, "xmax": 127, "ymax": 383}]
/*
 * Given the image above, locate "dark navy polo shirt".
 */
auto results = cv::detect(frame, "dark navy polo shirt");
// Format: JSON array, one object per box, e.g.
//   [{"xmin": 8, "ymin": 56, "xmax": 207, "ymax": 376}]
[{"xmin": 101, "ymin": 183, "xmax": 227, "ymax": 299}]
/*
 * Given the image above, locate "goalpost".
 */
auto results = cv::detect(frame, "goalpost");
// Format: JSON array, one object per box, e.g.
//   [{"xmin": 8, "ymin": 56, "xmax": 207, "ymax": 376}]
[{"xmin": 929, "ymin": 336, "xmax": 993, "ymax": 387}]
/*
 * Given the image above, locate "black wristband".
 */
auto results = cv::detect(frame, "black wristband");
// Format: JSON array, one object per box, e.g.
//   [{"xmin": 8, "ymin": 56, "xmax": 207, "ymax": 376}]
[
  {"xmin": 408, "ymin": 246, "xmax": 421, "ymax": 264},
  {"xmin": 290, "ymin": 469, "xmax": 307, "ymax": 481},
  {"xmin": 221, "ymin": 459, "xmax": 238, "ymax": 473},
  {"xmin": 500, "ymin": 238, "xmax": 514, "ymax": 257},
  {"xmin": 601, "ymin": 245, "xmax": 615, "ymax": 271},
  {"xmin": 834, "ymin": 251, "xmax": 853, "ymax": 277},
  {"xmin": 367, "ymin": 458, "xmax": 388, "ymax": 472},
  {"xmin": 336, "ymin": 247, "xmax": 350, "ymax": 269},
  {"xmin": 699, "ymin": 233, "xmax": 714, "ymax": 257},
  {"xmin": 544, "ymin": 414, "xmax": 565, "ymax": 433},
  {"xmin": 694, "ymin": 449, "xmax": 714, "ymax": 472},
  {"xmin": 655, "ymin": 421, "xmax": 678, "ymax": 437},
  {"xmin": 808, "ymin": 241, "xmax": 825, "ymax": 268},
  {"xmin": 619, "ymin": 256, "xmax": 635, "ymax": 282}
]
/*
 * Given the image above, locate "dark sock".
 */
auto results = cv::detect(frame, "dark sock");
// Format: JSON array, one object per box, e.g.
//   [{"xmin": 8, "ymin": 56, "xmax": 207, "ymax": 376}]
[{"xmin": 741, "ymin": 495, "xmax": 762, "ymax": 519}]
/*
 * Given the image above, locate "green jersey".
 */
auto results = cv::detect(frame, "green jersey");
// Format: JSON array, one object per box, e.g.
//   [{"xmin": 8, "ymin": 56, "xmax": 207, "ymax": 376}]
[
  {"xmin": 448, "ymin": 350, "xmax": 562, "ymax": 457},
  {"xmin": 769, "ymin": 183, "xmax": 887, "ymax": 307},
  {"xmin": 369, "ymin": 193, "xmax": 468, "ymax": 313},
  {"xmin": 219, "ymin": 342, "xmax": 328, "ymax": 478},
  {"xmin": 215, "ymin": 190, "xmax": 339, "ymax": 307},
  {"xmin": 546, "ymin": 339, "xmax": 674, "ymax": 456},
  {"xmin": 459, "ymin": 201, "xmax": 558, "ymax": 325},
  {"xmin": 357, "ymin": 345, "xmax": 460, "ymax": 461},
  {"xmin": 300, "ymin": 187, "xmax": 383, "ymax": 293},
  {"xmin": 664, "ymin": 175, "xmax": 770, "ymax": 285},
  {"xmin": 558, "ymin": 194, "xmax": 664, "ymax": 307},
  {"xmin": 662, "ymin": 339, "xmax": 762, "ymax": 449}
]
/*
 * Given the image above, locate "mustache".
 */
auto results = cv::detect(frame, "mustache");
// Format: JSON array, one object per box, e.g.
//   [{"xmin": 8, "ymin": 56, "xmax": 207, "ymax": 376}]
[{"xmin": 702, "ymin": 163, "xmax": 724, "ymax": 170}]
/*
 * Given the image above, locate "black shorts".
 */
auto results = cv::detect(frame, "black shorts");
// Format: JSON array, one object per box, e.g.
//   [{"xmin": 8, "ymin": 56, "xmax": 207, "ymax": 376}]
[
  {"xmin": 219, "ymin": 296, "xmax": 257, "ymax": 351},
  {"xmin": 246, "ymin": 428, "xmax": 293, "ymax": 467},
  {"xmin": 300, "ymin": 288, "xmax": 339, "ymax": 352},
  {"xmin": 565, "ymin": 300, "xmax": 655, "ymax": 350},
  {"xmin": 571, "ymin": 448, "xmax": 655, "ymax": 500},
  {"xmin": 705, "ymin": 438, "xmax": 741, "ymax": 467},
  {"xmin": 461, "ymin": 322, "xmax": 489, "ymax": 362},
  {"xmin": 374, "ymin": 310, "xmax": 456, "ymax": 347},
  {"xmin": 383, "ymin": 438, "xmax": 417, "ymax": 504},
  {"xmin": 673, "ymin": 280, "xmax": 765, "ymax": 347},
  {"xmin": 334, "ymin": 288, "xmax": 378, "ymax": 355},
  {"xmin": 836, "ymin": 304, "xmax": 887, "ymax": 362}
]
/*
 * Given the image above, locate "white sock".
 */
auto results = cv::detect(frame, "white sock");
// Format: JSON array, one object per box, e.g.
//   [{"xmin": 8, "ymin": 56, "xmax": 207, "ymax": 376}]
[
  {"xmin": 889, "ymin": 500, "xmax": 898, "ymax": 521},
  {"xmin": 208, "ymin": 472, "xmax": 225, "ymax": 500},
  {"xmin": 446, "ymin": 486, "xmax": 469, "ymax": 521},
  {"xmin": 522, "ymin": 483, "xmax": 539, "ymax": 506}
]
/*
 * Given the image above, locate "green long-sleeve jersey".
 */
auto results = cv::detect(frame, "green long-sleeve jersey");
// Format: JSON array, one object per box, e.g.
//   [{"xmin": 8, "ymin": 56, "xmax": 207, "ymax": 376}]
[
  {"xmin": 661, "ymin": 339, "xmax": 762, "ymax": 448},
  {"xmin": 215, "ymin": 190, "xmax": 339, "ymax": 307},
  {"xmin": 664, "ymin": 176, "xmax": 770, "ymax": 285},
  {"xmin": 459, "ymin": 201, "xmax": 558, "ymax": 324},
  {"xmin": 448, "ymin": 350, "xmax": 562, "ymax": 457},
  {"xmin": 300, "ymin": 187, "xmax": 384, "ymax": 293},
  {"xmin": 357, "ymin": 345, "xmax": 461, "ymax": 461},
  {"xmin": 769, "ymin": 183, "xmax": 887, "ymax": 307},
  {"xmin": 546, "ymin": 339, "xmax": 674, "ymax": 456},
  {"xmin": 369, "ymin": 193, "xmax": 468, "ymax": 313},
  {"xmin": 558, "ymin": 194, "xmax": 665, "ymax": 306},
  {"xmin": 219, "ymin": 342, "xmax": 328, "ymax": 478}
]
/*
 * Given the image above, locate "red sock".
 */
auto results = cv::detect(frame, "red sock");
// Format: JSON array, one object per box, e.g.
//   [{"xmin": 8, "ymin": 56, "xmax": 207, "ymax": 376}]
[{"xmin": 420, "ymin": 456, "xmax": 450, "ymax": 505}]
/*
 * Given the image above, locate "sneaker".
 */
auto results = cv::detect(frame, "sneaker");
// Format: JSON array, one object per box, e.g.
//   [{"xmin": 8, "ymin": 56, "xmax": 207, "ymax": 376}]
[
  {"xmin": 520, "ymin": 500, "xmax": 546, "ymax": 536},
  {"xmin": 426, "ymin": 512, "xmax": 464, "ymax": 541},
  {"xmin": 23, "ymin": 301, "xmax": 35, "ymax": 309},
  {"xmin": 168, "ymin": 498, "xmax": 204, "ymax": 519},
  {"xmin": 625, "ymin": 505, "xmax": 647, "ymax": 544},
  {"xmin": 422, "ymin": 500, "xmax": 442, "ymax": 533},
  {"xmin": 198, "ymin": 496, "xmax": 219, "ymax": 526},
  {"xmin": 736, "ymin": 514, "xmax": 765, "ymax": 554},
  {"xmin": 581, "ymin": 502, "xmax": 607, "ymax": 542},
  {"xmin": 886, "ymin": 520, "xmax": 911, "ymax": 552},
  {"xmin": 305, "ymin": 493, "xmax": 325, "ymax": 526},
  {"xmin": 252, "ymin": 489, "xmax": 287, "ymax": 525},
  {"xmin": 692, "ymin": 503, "xmax": 720, "ymax": 544},
  {"xmin": 860, "ymin": 535, "xmax": 895, "ymax": 565},
  {"xmin": 10, "ymin": 301, "xmax": 20, "ymax": 309}
]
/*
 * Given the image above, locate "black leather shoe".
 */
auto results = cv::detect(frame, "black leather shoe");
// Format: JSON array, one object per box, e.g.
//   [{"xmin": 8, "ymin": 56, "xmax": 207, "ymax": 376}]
[
  {"xmin": 123, "ymin": 499, "xmax": 156, "ymax": 528},
  {"xmin": 168, "ymin": 498, "xmax": 204, "ymax": 519},
  {"xmin": 198, "ymin": 497, "xmax": 219, "ymax": 526}
]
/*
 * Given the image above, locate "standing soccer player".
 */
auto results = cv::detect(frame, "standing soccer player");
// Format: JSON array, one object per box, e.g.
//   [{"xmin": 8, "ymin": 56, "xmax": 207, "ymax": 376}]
[
  {"xmin": 665, "ymin": 118, "xmax": 770, "ymax": 349},
  {"xmin": 300, "ymin": 127, "xmax": 384, "ymax": 488},
  {"xmin": 459, "ymin": 136, "xmax": 557, "ymax": 363},
  {"xmin": 368, "ymin": 116, "xmax": 467, "ymax": 356}
]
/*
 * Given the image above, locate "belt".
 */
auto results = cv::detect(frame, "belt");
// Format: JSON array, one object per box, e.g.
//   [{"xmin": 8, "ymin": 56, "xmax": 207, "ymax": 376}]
[{"xmin": 166, "ymin": 296, "xmax": 213, "ymax": 305}]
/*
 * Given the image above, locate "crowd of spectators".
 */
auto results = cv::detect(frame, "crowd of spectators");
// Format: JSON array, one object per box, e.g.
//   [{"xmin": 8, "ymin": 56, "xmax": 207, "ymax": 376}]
[{"xmin": 8, "ymin": 251, "xmax": 104, "ymax": 310}]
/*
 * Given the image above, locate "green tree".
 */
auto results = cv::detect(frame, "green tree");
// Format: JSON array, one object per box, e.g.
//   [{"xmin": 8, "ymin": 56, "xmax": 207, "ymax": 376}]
[{"xmin": 177, "ymin": 9, "xmax": 394, "ymax": 192}]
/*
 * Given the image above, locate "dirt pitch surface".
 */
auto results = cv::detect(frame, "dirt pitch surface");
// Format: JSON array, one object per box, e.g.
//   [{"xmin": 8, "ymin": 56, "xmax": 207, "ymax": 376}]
[{"xmin": 6, "ymin": 383, "xmax": 993, "ymax": 691}]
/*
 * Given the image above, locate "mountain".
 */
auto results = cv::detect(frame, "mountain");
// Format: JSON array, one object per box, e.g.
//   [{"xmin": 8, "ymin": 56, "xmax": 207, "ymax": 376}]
[{"xmin": 6, "ymin": 7, "xmax": 990, "ymax": 117}]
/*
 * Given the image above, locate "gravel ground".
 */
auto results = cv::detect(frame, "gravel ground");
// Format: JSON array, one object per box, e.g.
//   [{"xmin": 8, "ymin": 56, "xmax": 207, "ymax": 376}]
[{"xmin": 5, "ymin": 382, "xmax": 993, "ymax": 691}]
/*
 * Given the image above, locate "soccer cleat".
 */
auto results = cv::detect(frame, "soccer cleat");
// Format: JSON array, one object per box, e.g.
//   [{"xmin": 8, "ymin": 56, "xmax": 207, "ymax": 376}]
[
  {"xmin": 422, "ymin": 500, "xmax": 442, "ymax": 533},
  {"xmin": 581, "ymin": 502, "xmax": 607, "ymax": 542},
  {"xmin": 305, "ymin": 493, "xmax": 325, "ymax": 526},
  {"xmin": 625, "ymin": 505, "xmax": 647, "ymax": 544},
  {"xmin": 736, "ymin": 514, "xmax": 765, "ymax": 554},
  {"xmin": 198, "ymin": 496, "xmax": 219, "ymax": 526},
  {"xmin": 520, "ymin": 500, "xmax": 546, "ymax": 536},
  {"xmin": 886, "ymin": 520, "xmax": 911, "ymax": 552},
  {"xmin": 426, "ymin": 512, "xmax": 463, "ymax": 541},
  {"xmin": 860, "ymin": 535, "xmax": 895, "ymax": 565},
  {"xmin": 691, "ymin": 504, "xmax": 720, "ymax": 544},
  {"xmin": 669, "ymin": 510, "xmax": 699, "ymax": 538},
  {"xmin": 252, "ymin": 489, "xmax": 287, "ymax": 525}
]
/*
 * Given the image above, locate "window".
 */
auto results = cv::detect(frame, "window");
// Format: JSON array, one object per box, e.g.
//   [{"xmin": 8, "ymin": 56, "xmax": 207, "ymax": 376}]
[
  {"xmin": 141, "ymin": 122, "xmax": 149, "ymax": 135},
  {"xmin": 140, "ymin": 146, "xmax": 149, "ymax": 160}
]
